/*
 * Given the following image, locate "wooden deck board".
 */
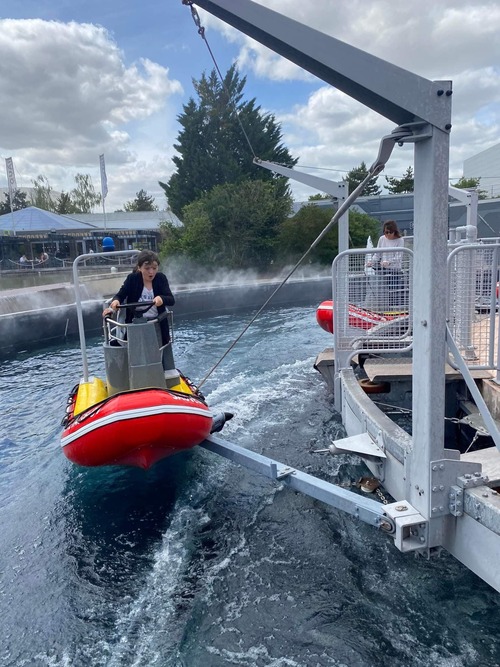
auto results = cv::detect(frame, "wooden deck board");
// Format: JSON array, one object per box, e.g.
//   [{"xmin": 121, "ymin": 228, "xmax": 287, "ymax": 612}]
[{"xmin": 364, "ymin": 356, "xmax": 493, "ymax": 383}]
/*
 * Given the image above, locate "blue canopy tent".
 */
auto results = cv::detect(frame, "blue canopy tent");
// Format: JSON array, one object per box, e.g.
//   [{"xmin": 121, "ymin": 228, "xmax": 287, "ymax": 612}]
[{"xmin": 0, "ymin": 207, "xmax": 96, "ymax": 234}]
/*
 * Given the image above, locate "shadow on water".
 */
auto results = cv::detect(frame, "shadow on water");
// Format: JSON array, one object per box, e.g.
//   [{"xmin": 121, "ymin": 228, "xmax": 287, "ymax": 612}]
[{"xmin": 62, "ymin": 453, "xmax": 195, "ymax": 576}]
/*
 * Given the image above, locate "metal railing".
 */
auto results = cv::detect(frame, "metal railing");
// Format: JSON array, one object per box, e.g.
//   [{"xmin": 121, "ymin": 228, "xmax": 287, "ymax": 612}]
[
  {"xmin": 332, "ymin": 241, "xmax": 500, "ymax": 382},
  {"xmin": 447, "ymin": 243, "xmax": 500, "ymax": 375},
  {"xmin": 104, "ymin": 309, "xmax": 174, "ymax": 347},
  {"xmin": 332, "ymin": 247, "xmax": 413, "ymax": 369}
]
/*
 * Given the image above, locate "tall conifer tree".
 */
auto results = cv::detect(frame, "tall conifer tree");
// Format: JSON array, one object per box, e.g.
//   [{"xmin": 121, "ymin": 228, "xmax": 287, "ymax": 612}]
[{"xmin": 162, "ymin": 65, "xmax": 296, "ymax": 216}]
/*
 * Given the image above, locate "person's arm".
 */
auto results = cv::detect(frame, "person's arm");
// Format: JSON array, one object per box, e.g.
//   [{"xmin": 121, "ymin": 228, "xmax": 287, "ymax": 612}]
[
  {"xmin": 154, "ymin": 273, "xmax": 175, "ymax": 308},
  {"xmin": 103, "ymin": 274, "xmax": 132, "ymax": 316}
]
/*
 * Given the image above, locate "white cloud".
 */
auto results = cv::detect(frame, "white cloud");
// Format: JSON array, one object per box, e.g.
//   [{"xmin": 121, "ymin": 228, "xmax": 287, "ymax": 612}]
[
  {"xmin": 204, "ymin": 0, "xmax": 500, "ymax": 199},
  {"xmin": 0, "ymin": 18, "xmax": 182, "ymax": 210},
  {"xmin": 1, "ymin": 2, "xmax": 500, "ymax": 212},
  {"xmin": 239, "ymin": 0, "xmax": 500, "ymax": 80}
]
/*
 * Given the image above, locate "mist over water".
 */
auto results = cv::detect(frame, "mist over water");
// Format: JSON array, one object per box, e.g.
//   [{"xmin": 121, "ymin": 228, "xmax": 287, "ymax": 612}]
[{"xmin": 1, "ymin": 305, "xmax": 500, "ymax": 667}]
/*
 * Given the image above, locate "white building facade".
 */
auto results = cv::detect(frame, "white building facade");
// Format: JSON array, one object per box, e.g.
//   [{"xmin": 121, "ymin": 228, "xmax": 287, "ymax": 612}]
[{"xmin": 463, "ymin": 143, "xmax": 500, "ymax": 198}]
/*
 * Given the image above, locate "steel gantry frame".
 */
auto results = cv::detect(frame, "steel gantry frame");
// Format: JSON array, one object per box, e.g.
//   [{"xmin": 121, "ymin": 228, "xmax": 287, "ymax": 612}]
[{"xmin": 185, "ymin": 0, "xmax": 500, "ymax": 593}]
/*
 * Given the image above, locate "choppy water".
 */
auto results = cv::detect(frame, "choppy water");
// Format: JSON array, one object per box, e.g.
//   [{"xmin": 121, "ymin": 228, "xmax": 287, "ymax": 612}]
[{"xmin": 1, "ymin": 305, "xmax": 500, "ymax": 667}]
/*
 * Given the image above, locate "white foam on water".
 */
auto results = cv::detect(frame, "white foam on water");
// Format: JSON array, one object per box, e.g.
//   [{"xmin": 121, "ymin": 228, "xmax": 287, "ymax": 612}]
[
  {"xmin": 100, "ymin": 503, "xmax": 210, "ymax": 666},
  {"xmin": 206, "ymin": 356, "xmax": 322, "ymax": 436},
  {"xmin": 205, "ymin": 643, "xmax": 306, "ymax": 666}
]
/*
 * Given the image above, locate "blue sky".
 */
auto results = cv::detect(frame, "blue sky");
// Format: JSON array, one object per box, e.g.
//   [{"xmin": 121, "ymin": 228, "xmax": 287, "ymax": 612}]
[{"xmin": 1, "ymin": 0, "xmax": 500, "ymax": 211}]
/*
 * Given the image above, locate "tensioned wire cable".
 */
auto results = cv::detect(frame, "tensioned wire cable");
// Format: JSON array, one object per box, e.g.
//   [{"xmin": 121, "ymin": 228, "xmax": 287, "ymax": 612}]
[{"xmin": 183, "ymin": 0, "xmax": 258, "ymax": 160}]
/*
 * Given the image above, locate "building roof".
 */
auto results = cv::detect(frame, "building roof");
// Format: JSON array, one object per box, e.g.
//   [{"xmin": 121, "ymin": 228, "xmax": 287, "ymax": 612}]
[
  {"xmin": 0, "ymin": 206, "xmax": 95, "ymax": 233},
  {"xmin": 0, "ymin": 207, "xmax": 182, "ymax": 234},
  {"xmin": 292, "ymin": 193, "xmax": 500, "ymax": 238},
  {"xmin": 69, "ymin": 209, "xmax": 182, "ymax": 230}
]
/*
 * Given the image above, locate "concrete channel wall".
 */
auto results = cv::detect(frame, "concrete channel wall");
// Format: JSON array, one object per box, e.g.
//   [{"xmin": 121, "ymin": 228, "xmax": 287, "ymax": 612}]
[{"xmin": 0, "ymin": 274, "xmax": 332, "ymax": 358}]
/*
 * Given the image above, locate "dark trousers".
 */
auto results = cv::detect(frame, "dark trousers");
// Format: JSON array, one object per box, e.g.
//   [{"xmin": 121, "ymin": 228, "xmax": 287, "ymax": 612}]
[{"xmin": 382, "ymin": 269, "xmax": 405, "ymax": 311}]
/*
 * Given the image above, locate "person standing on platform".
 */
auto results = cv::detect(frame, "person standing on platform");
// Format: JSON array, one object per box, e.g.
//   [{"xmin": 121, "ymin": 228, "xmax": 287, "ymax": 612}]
[
  {"xmin": 377, "ymin": 220, "xmax": 405, "ymax": 311},
  {"xmin": 367, "ymin": 220, "xmax": 405, "ymax": 312}
]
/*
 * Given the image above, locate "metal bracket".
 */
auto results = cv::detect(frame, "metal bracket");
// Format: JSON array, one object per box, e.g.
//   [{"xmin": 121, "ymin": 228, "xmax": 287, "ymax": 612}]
[
  {"xmin": 456, "ymin": 470, "xmax": 490, "ymax": 489},
  {"xmin": 429, "ymin": 458, "xmax": 482, "ymax": 517},
  {"xmin": 384, "ymin": 501, "xmax": 428, "ymax": 552},
  {"xmin": 270, "ymin": 463, "xmax": 296, "ymax": 480},
  {"xmin": 329, "ymin": 432, "xmax": 386, "ymax": 459}
]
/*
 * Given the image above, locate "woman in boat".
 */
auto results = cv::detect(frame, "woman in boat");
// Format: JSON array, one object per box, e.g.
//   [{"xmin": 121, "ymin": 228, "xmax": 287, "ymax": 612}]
[
  {"xmin": 103, "ymin": 250, "xmax": 176, "ymax": 372},
  {"xmin": 368, "ymin": 220, "xmax": 406, "ymax": 311}
]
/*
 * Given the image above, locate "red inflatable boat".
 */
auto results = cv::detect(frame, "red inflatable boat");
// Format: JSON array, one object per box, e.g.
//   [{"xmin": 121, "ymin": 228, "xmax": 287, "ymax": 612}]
[
  {"xmin": 316, "ymin": 300, "xmax": 393, "ymax": 334},
  {"xmin": 61, "ymin": 383, "xmax": 213, "ymax": 470},
  {"xmin": 60, "ymin": 272, "xmax": 232, "ymax": 471}
]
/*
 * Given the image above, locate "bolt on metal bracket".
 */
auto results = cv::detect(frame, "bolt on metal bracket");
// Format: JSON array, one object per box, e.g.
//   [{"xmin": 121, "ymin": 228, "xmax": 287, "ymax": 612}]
[
  {"xmin": 428, "ymin": 458, "xmax": 483, "ymax": 516},
  {"xmin": 449, "ymin": 485, "xmax": 464, "ymax": 517},
  {"xmin": 456, "ymin": 471, "xmax": 489, "ymax": 489}
]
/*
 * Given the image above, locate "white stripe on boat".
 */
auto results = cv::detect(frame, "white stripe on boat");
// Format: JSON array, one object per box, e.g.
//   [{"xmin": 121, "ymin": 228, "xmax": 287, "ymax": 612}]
[{"xmin": 61, "ymin": 404, "xmax": 213, "ymax": 448}]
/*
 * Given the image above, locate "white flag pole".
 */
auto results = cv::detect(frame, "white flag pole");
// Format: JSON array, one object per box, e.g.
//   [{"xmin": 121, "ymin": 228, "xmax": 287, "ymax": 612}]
[
  {"xmin": 5, "ymin": 157, "xmax": 17, "ymax": 236},
  {"xmin": 99, "ymin": 154, "xmax": 108, "ymax": 232}
]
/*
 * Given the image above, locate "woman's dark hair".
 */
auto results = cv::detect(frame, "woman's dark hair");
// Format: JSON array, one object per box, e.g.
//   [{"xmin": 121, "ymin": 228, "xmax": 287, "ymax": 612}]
[
  {"xmin": 135, "ymin": 250, "xmax": 160, "ymax": 270},
  {"xmin": 382, "ymin": 220, "xmax": 402, "ymax": 238}
]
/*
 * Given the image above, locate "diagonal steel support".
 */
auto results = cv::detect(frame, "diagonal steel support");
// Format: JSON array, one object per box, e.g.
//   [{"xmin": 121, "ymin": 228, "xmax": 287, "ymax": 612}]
[{"xmin": 200, "ymin": 435, "xmax": 394, "ymax": 532}]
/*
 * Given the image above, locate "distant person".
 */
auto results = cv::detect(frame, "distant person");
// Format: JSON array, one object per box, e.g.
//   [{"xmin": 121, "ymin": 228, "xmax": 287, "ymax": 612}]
[
  {"xmin": 374, "ymin": 220, "xmax": 404, "ymax": 266},
  {"xmin": 102, "ymin": 250, "xmax": 177, "ymax": 382},
  {"xmin": 19, "ymin": 254, "xmax": 29, "ymax": 264},
  {"xmin": 39, "ymin": 251, "xmax": 48, "ymax": 262},
  {"xmin": 366, "ymin": 220, "xmax": 405, "ymax": 311}
]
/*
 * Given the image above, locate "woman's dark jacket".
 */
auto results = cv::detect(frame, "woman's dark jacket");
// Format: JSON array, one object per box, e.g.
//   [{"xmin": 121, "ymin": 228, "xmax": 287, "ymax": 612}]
[{"xmin": 113, "ymin": 271, "xmax": 175, "ymax": 344}]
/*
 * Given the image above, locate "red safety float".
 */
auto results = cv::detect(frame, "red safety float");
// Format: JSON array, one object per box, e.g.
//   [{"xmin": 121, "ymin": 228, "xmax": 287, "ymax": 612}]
[{"xmin": 316, "ymin": 300, "xmax": 394, "ymax": 334}]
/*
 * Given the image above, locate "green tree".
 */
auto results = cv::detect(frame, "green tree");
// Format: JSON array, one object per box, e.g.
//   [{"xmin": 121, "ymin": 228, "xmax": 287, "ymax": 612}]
[
  {"xmin": 277, "ymin": 204, "xmax": 379, "ymax": 265},
  {"xmin": 161, "ymin": 178, "xmax": 292, "ymax": 269},
  {"xmin": 0, "ymin": 189, "xmax": 28, "ymax": 214},
  {"xmin": 344, "ymin": 161, "xmax": 381, "ymax": 196},
  {"xmin": 55, "ymin": 192, "xmax": 78, "ymax": 214},
  {"xmin": 308, "ymin": 193, "xmax": 332, "ymax": 201},
  {"xmin": 30, "ymin": 175, "xmax": 55, "ymax": 211},
  {"xmin": 451, "ymin": 176, "xmax": 488, "ymax": 199},
  {"xmin": 348, "ymin": 211, "xmax": 381, "ymax": 248},
  {"xmin": 70, "ymin": 173, "xmax": 101, "ymax": 213},
  {"xmin": 385, "ymin": 166, "xmax": 414, "ymax": 194},
  {"xmin": 123, "ymin": 189, "xmax": 158, "ymax": 212},
  {"xmin": 162, "ymin": 64, "xmax": 296, "ymax": 216}
]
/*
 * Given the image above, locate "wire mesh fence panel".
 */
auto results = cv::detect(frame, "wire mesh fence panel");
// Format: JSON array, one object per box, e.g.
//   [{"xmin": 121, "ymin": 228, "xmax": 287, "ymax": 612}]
[
  {"xmin": 448, "ymin": 244, "xmax": 500, "ymax": 369},
  {"xmin": 332, "ymin": 247, "xmax": 413, "ymax": 362}
]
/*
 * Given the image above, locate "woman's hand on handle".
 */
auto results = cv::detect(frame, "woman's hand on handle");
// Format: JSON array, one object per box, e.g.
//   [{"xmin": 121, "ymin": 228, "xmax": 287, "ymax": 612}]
[{"xmin": 103, "ymin": 299, "xmax": 120, "ymax": 317}]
